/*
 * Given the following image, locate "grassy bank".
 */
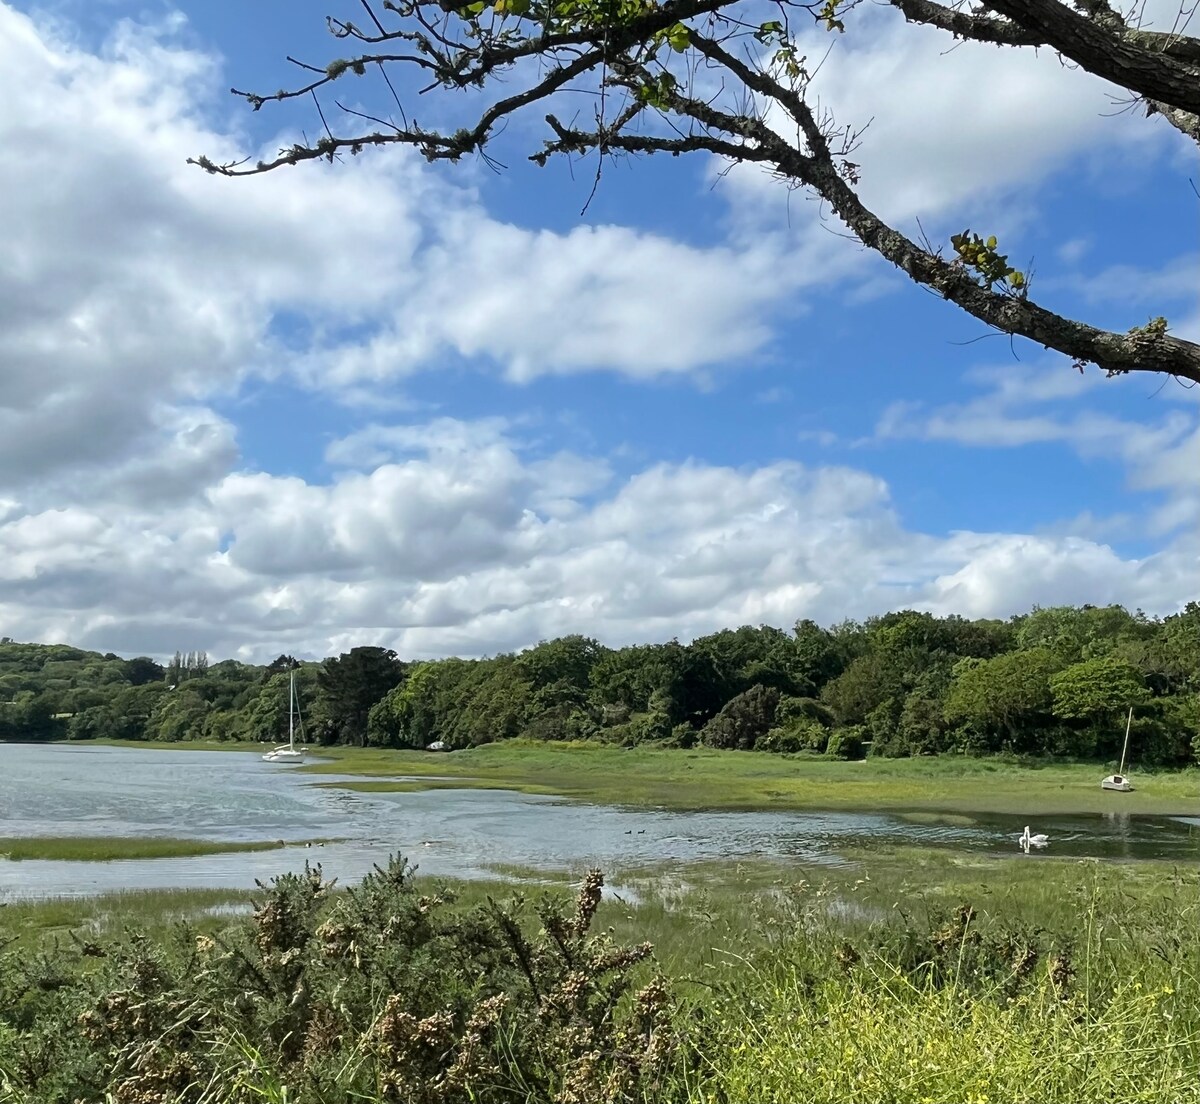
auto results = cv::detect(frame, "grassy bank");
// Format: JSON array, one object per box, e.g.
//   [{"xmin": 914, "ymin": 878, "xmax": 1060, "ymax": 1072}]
[
  {"xmin": 0, "ymin": 887, "xmax": 254, "ymax": 950},
  {"xmin": 0, "ymin": 836, "xmax": 292, "ymax": 862},
  {"xmin": 301, "ymin": 741, "xmax": 1200, "ymax": 815}
]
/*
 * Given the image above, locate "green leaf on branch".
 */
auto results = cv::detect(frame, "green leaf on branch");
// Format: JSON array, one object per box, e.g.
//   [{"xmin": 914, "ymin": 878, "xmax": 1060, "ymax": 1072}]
[
  {"xmin": 755, "ymin": 20, "xmax": 784, "ymax": 44},
  {"xmin": 950, "ymin": 229, "xmax": 1025, "ymax": 292},
  {"xmin": 637, "ymin": 71, "xmax": 678, "ymax": 110},
  {"xmin": 665, "ymin": 23, "xmax": 690, "ymax": 52}
]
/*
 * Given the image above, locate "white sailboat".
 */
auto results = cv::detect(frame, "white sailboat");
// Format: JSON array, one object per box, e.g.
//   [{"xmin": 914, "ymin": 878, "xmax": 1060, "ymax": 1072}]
[
  {"xmin": 1101, "ymin": 706, "xmax": 1134, "ymax": 792},
  {"xmin": 262, "ymin": 670, "xmax": 307, "ymax": 763}
]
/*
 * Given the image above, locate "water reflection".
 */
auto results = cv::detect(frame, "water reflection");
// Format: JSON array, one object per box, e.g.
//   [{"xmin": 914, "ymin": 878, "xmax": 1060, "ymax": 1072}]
[{"xmin": 0, "ymin": 744, "xmax": 1197, "ymax": 899}]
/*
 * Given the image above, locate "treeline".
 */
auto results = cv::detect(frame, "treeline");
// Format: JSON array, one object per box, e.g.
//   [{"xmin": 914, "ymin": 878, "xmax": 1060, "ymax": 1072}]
[{"xmin": 1, "ymin": 603, "xmax": 1198, "ymax": 763}]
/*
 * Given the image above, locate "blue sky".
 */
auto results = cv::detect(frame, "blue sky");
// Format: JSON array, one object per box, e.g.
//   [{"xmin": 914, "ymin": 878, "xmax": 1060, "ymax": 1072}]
[{"xmin": 0, "ymin": 0, "xmax": 1195, "ymax": 662}]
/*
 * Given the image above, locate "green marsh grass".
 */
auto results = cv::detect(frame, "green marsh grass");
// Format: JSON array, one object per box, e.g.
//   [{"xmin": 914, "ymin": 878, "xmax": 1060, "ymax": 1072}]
[
  {"xmin": 300, "ymin": 741, "xmax": 1200, "ymax": 815},
  {"xmin": 694, "ymin": 966, "xmax": 1200, "ymax": 1104},
  {"xmin": 0, "ymin": 836, "xmax": 291, "ymax": 862},
  {"xmin": 649, "ymin": 854, "xmax": 1200, "ymax": 1103},
  {"xmin": 0, "ymin": 887, "xmax": 254, "ymax": 949}
]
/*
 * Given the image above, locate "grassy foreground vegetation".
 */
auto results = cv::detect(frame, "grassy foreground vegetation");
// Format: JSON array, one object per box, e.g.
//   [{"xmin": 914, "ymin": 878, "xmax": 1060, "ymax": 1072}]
[
  {"xmin": 0, "ymin": 837, "xmax": 289, "ymax": 863},
  {"xmin": 304, "ymin": 740, "xmax": 1200, "ymax": 815},
  {"xmin": 0, "ymin": 888, "xmax": 253, "ymax": 952},
  {"xmin": 1, "ymin": 851, "xmax": 1197, "ymax": 1103}
]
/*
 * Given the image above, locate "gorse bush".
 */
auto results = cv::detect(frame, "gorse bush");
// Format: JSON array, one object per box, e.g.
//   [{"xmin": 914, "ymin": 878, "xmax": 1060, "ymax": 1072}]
[{"xmin": 0, "ymin": 861, "xmax": 677, "ymax": 1103}]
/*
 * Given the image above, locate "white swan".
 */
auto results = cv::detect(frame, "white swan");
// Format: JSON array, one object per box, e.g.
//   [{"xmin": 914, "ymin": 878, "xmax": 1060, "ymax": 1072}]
[{"xmin": 1019, "ymin": 825, "xmax": 1049, "ymax": 850}]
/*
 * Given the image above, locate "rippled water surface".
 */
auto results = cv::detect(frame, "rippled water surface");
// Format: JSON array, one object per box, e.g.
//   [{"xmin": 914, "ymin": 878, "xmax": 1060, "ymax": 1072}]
[{"xmin": 1, "ymin": 744, "xmax": 1197, "ymax": 898}]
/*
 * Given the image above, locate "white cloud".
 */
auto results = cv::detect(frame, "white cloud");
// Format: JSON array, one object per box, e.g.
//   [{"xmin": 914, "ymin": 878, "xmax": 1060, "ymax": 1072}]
[
  {"xmin": 1, "ymin": 414, "xmax": 1193, "ymax": 661},
  {"xmin": 0, "ymin": 0, "xmax": 812, "ymax": 510},
  {"xmin": 1051, "ymin": 254, "xmax": 1200, "ymax": 308}
]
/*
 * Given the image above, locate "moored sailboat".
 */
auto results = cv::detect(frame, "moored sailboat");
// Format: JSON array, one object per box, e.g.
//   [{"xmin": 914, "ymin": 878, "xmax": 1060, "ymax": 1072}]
[
  {"xmin": 262, "ymin": 670, "xmax": 306, "ymax": 763},
  {"xmin": 1101, "ymin": 706, "xmax": 1134, "ymax": 792}
]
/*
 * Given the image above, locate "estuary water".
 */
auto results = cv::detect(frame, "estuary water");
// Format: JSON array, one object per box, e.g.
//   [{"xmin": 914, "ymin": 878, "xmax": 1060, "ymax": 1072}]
[{"xmin": 1, "ymin": 743, "xmax": 1198, "ymax": 899}]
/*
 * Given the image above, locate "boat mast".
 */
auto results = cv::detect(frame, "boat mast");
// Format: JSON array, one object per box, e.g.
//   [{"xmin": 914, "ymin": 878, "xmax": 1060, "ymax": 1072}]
[
  {"xmin": 289, "ymin": 670, "xmax": 296, "ymax": 751},
  {"xmin": 1119, "ymin": 705, "xmax": 1132, "ymax": 776}
]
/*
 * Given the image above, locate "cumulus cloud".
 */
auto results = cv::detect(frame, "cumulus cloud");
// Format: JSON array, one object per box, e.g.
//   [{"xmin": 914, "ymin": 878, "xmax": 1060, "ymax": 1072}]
[
  {"xmin": 1, "ymin": 414, "xmax": 1194, "ymax": 661},
  {"xmin": 0, "ymin": 0, "xmax": 808, "ymax": 504}
]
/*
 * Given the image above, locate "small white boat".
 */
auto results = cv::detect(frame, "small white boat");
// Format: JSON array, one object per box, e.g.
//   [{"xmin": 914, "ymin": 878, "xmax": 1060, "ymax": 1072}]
[
  {"xmin": 1101, "ymin": 707, "xmax": 1134, "ymax": 792},
  {"xmin": 263, "ymin": 671, "xmax": 307, "ymax": 764}
]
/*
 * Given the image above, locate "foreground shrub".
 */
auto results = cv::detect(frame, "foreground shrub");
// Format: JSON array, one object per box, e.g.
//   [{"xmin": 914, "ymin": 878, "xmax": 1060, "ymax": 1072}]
[{"xmin": 1, "ymin": 861, "xmax": 677, "ymax": 1104}]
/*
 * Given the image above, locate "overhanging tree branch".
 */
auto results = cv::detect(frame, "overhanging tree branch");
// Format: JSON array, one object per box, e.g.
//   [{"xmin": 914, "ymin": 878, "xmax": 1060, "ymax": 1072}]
[
  {"xmin": 886, "ymin": 0, "xmax": 1200, "ymax": 142},
  {"xmin": 985, "ymin": 0, "xmax": 1200, "ymax": 116},
  {"xmin": 196, "ymin": 0, "xmax": 1200, "ymax": 385}
]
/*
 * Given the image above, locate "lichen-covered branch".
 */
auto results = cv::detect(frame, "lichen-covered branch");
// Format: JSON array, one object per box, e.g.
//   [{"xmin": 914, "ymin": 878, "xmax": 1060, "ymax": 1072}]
[{"xmin": 887, "ymin": 0, "xmax": 1200, "ymax": 142}]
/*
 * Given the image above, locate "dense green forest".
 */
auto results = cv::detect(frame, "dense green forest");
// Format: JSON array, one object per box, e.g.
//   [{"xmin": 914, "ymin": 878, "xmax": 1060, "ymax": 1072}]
[{"xmin": 2, "ymin": 602, "xmax": 1198, "ymax": 763}]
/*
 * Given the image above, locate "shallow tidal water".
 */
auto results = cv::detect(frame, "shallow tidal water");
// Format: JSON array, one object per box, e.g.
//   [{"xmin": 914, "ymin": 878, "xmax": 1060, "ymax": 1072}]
[{"xmin": 1, "ymin": 744, "xmax": 1197, "ymax": 899}]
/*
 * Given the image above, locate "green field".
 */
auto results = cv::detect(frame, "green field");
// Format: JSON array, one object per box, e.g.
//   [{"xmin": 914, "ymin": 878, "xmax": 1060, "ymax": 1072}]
[{"xmin": 298, "ymin": 740, "xmax": 1200, "ymax": 815}]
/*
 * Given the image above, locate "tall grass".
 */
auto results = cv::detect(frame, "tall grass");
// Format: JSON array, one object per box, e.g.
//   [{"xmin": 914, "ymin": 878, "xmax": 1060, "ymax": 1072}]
[{"xmin": 695, "ymin": 966, "xmax": 1199, "ymax": 1104}]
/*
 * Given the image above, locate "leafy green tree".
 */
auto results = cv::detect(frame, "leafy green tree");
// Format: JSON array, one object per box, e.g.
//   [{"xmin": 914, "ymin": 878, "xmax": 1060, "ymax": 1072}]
[
  {"xmin": 122, "ymin": 656, "xmax": 165, "ymax": 686},
  {"xmin": 590, "ymin": 642, "xmax": 677, "ymax": 716},
  {"xmin": 147, "ymin": 686, "xmax": 211, "ymax": 742},
  {"xmin": 821, "ymin": 652, "xmax": 905, "ymax": 726},
  {"xmin": 241, "ymin": 672, "xmax": 296, "ymax": 744},
  {"xmin": 369, "ymin": 661, "xmax": 439, "ymax": 748},
  {"xmin": 896, "ymin": 692, "xmax": 949, "ymax": 756},
  {"xmin": 589, "ymin": 640, "xmax": 716, "ymax": 726},
  {"xmin": 944, "ymin": 649, "xmax": 1063, "ymax": 753},
  {"xmin": 454, "ymin": 660, "xmax": 534, "ymax": 746},
  {"xmin": 318, "ymin": 647, "xmax": 406, "ymax": 745},
  {"xmin": 692, "ymin": 625, "xmax": 804, "ymax": 704},
  {"xmin": 1015, "ymin": 605, "xmax": 1153, "ymax": 663},
  {"xmin": 700, "ymin": 684, "xmax": 780, "ymax": 750},
  {"xmin": 1050, "ymin": 657, "xmax": 1150, "ymax": 723},
  {"xmin": 66, "ymin": 684, "xmax": 168, "ymax": 742},
  {"xmin": 515, "ymin": 636, "xmax": 604, "ymax": 692},
  {"xmin": 0, "ymin": 692, "xmax": 65, "ymax": 741},
  {"xmin": 1160, "ymin": 603, "xmax": 1200, "ymax": 692},
  {"xmin": 790, "ymin": 619, "xmax": 845, "ymax": 695}
]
